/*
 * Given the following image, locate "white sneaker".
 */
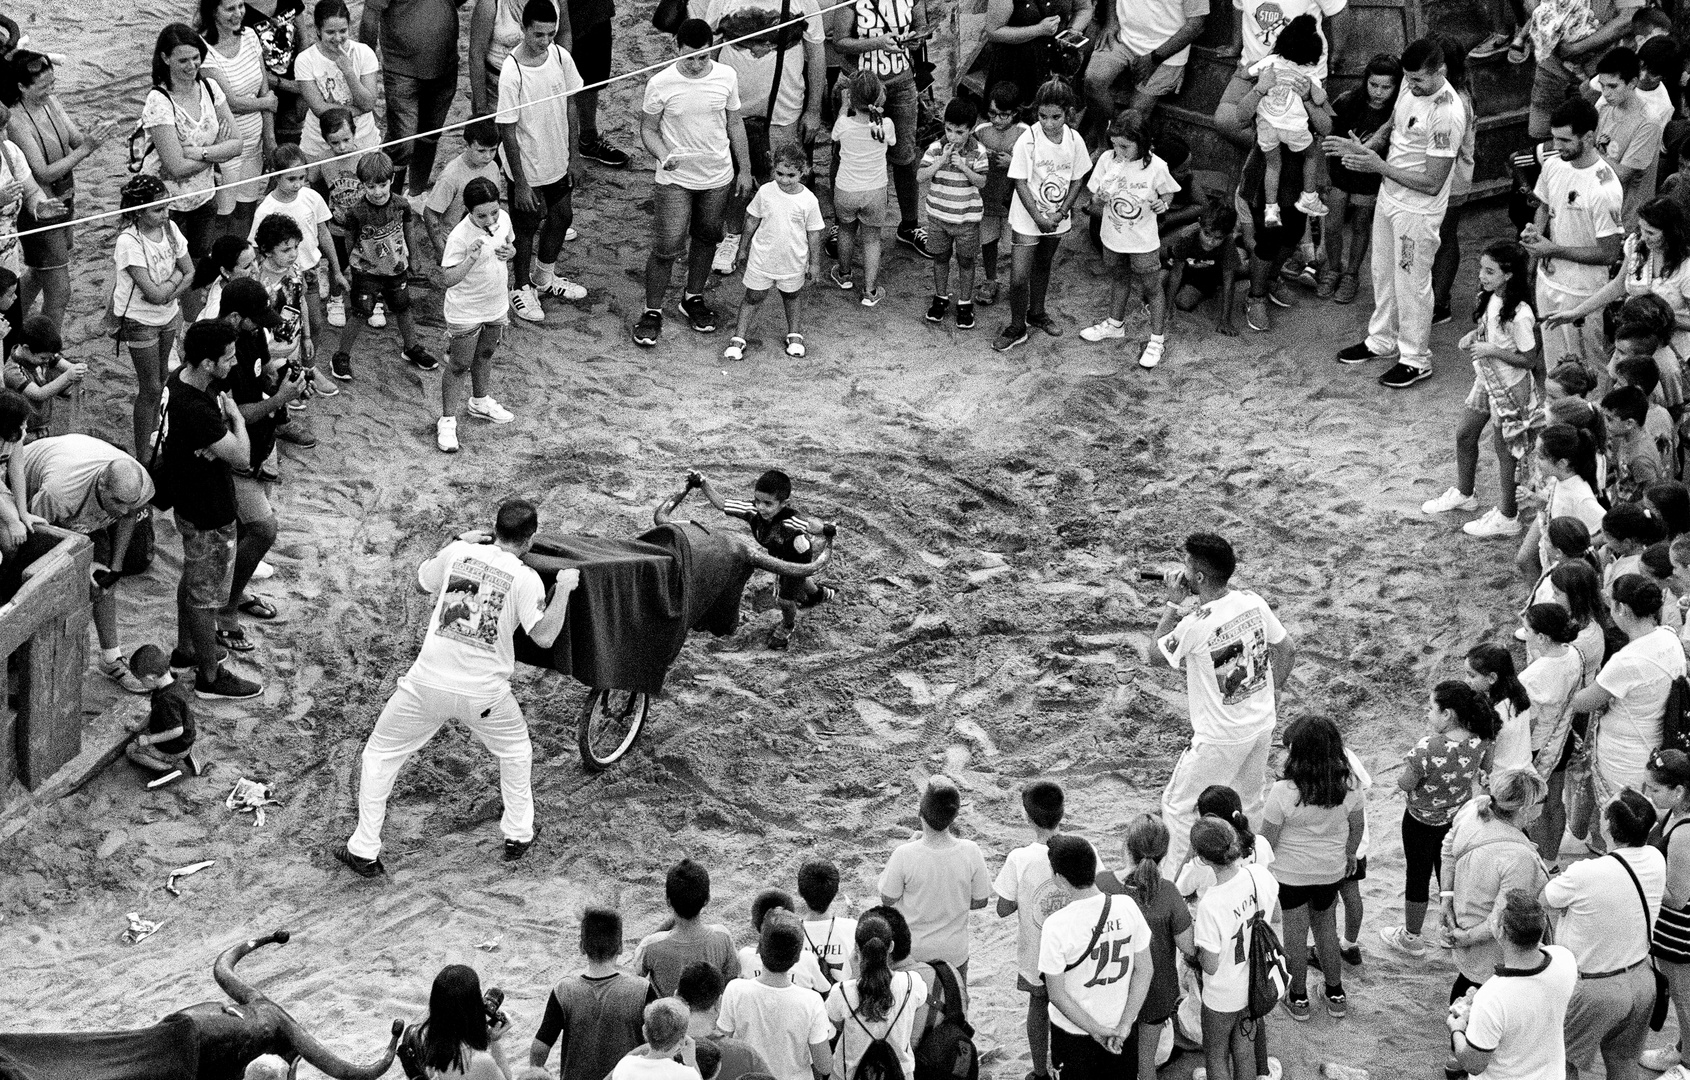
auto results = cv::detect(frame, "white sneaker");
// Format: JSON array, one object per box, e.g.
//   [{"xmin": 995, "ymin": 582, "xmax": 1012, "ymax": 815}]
[
  {"xmin": 1080, "ymin": 318, "xmax": 1126, "ymax": 342},
  {"xmin": 1656, "ymin": 1065, "xmax": 1690, "ymax": 1080},
  {"xmin": 251, "ymin": 559, "xmax": 276, "ymax": 581},
  {"xmin": 1295, "ymin": 191, "xmax": 1329, "ymax": 217},
  {"xmin": 368, "ymin": 302, "xmax": 387, "ymax": 328},
  {"xmin": 1641, "ymin": 1048, "xmax": 1682, "ymax": 1072},
  {"xmin": 713, "ymin": 233, "xmax": 741, "ymax": 274},
  {"xmin": 1422, "ymin": 486, "xmax": 1480, "ymax": 514},
  {"xmin": 510, "ymin": 285, "xmax": 545, "ymax": 323},
  {"xmin": 436, "ymin": 416, "xmax": 459, "ymax": 453},
  {"xmin": 1266, "ymin": 1059, "xmax": 1282, "ymax": 1080},
  {"xmin": 1463, "ymin": 507, "xmax": 1522, "ymax": 538},
  {"xmin": 565, "ymin": 226, "xmax": 578, "ymax": 241},
  {"xmin": 1264, "ymin": 204, "xmax": 1283, "ymax": 227},
  {"xmin": 1379, "ymin": 925, "xmax": 1428, "ymax": 958},
  {"xmin": 466, "ymin": 396, "xmax": 514, "ymax": 424},
  {"xmin": 326, "ymin": 297, "xmax": 346, "ymax": 327},
  {"xmin": 98, "ymin": 655, "xmax": 149, "ymax": 694},
  {"xmin": 723, "ymin": 336, "xmax": 747, "ymax": 361},
  {"xmin": 534, "ymin": 275, "xmax": 587, "ymax": 300},
  {"xmin": 1139, "ymin": 339, "xmax": 1164, "ymax": 369}
]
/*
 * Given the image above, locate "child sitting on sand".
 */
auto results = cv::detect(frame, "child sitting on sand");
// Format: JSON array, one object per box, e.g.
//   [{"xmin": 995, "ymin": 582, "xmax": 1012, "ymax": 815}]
[
  {"xmin": 724, "ymin": 144, "xmax": 824, "ymax": 362},
  {"xmin": 1162, "ymin": 202, "xmax": 1244, "ymax": 339},
  {"xmin": 5, "ymin": 315, "xmax": 84, "ymax": 440},
  {"xmin": 123, "ymin": 644, "xmax": 196, "ymax": 775},
  {"xmin": 689, "ymin": 469, "xmax": 835, "ymax": 650}
]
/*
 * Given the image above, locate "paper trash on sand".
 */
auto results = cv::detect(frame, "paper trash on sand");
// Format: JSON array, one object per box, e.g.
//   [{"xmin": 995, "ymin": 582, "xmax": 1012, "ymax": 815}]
[
  {"xmin": 166, "ymin": 860, "xmax": 215, "ymax": 896},
  {"xmin": 225, "ymin": 778, "xmax": 280, "ymax": 827},
  {"xmin": 121, "ymin": 913, "xmax": 163, "ymax": 945}
]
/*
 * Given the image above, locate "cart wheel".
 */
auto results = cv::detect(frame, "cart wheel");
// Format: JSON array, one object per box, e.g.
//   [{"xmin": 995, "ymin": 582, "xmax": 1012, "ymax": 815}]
[{"xmin": 576, "ymin": 688, "xmax": 651, "ymax": 772}]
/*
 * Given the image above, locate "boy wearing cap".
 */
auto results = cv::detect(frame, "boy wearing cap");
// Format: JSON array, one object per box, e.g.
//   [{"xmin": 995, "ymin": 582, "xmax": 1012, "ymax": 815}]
[
  {"xmin": 878, "ymin": 776, "xmax": 994, "ymax": 976},
  {"xmin": 4, "ymin": 315, "xmax": 85, "ymax": 441}
]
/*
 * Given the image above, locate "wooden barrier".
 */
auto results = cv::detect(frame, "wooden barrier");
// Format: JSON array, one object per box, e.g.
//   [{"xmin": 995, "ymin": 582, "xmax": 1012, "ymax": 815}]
[{"xmin": 0, "ymin": 525, "xmax": 93, "ymax": 794}]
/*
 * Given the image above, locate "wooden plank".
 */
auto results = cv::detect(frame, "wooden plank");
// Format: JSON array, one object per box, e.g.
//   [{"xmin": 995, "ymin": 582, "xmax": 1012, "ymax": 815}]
[{"xmin": 18, "ymin": 612, "xmax": 88, "ymax": 788}]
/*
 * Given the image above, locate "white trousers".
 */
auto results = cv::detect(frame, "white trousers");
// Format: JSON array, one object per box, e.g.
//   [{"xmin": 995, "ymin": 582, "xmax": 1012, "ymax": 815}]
[
  {"xmin": 1161, "ymin": 728, "xmax": 1275, "ymax": 876},
  {"xmin": 1536, "ymin": 276, "xmax": 1608, "ymax": 373},
  {"xmin": 1365, "ymin": 199, "xmax": 1445, "ymax": 370},
  {"xmin": 347, "ymin": 675, "xmax": 534, "ymax": 859}
]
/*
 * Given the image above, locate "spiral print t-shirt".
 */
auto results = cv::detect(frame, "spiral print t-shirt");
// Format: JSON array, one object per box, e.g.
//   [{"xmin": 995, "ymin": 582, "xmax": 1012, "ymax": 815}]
[{"xmin": 1007, "ymin": 123, "xmax": 1090, "ymax": 238}]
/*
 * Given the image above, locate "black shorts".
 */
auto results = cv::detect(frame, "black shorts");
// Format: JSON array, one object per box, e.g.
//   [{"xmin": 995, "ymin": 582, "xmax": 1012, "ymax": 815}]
[
  {"xmin": 571, "ymin": 19, "xmax": 612, "ymax": 86},
  {"xmin": 349, "ymin": 271, "xmax": 411, "ymax": 317},
  {"xmin": 1278, "ymin": 879, "xmax": 1342, "ymax": 912},
  {"xmin": 776, "ymin": 573, "xmax": 817, "ymax": 603},
  {"xmin": 1178, "ymin": 264, "xmax": 1221, "ymax": 298},
  {"xmin": 1050, "ymin": 1025, "xmax": 1136, "ymax": 1080}
]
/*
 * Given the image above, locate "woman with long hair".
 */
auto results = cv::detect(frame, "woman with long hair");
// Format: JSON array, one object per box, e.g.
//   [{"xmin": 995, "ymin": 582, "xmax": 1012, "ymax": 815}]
[
  {"xmin": 1097, "ymin": 815, "xmax": 1196, "ymax": 1080},
  {"xmin": 3, "ymin": 50, "xmax": 113, "ymax": 329},
  {"xmin": 417, "ymin": 964, "xmax": 511, "ymax": 1079},
  {"xmin": 823, "ymin": 915, "xmax": 927, "ymax": 1080},
  {"xmin": 1519, "ymin": 422, "xmax": 1608, "ymax": 582},
  {"xmin": 1176, "ymin": 784, "xmax": 1275, "ymax": 899},
  {"xmin": 1261, "ymin": 716, "xmax": 1364, "ymax": 1020},
  {"xmin": 1467, "ymin": 642, "xmax": 1533, "ymax": 772},
  {"xmin": 196, "ymin": 0, "xmax": 277, "ymax": 239},
  {"xmin": 1643, "ymin": 749, "xmax": 1690, "ymax": 1073},
  {"xmin": 140, "ymin": 24, "xmax": 244, "ymax": 266}
]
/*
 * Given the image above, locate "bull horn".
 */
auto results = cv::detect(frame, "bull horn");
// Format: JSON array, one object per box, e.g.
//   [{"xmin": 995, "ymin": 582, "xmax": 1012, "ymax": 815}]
[
  {"xmin": 283, "ymin": 1012, "xmax": 404, "ymax": 1080},
  {"xmin": 215, "ymin": 929, "xmax": 291, "ymax": 1005},
  {"xmin": 746, "ymin": 539, "xmax": 832, "ymax": 578}
]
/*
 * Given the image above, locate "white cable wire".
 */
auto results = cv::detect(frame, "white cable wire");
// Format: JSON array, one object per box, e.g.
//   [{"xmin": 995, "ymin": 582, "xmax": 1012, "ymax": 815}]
[{"xmin": 8, "ymin": 0, "xmax": 864, "ymax": 241}]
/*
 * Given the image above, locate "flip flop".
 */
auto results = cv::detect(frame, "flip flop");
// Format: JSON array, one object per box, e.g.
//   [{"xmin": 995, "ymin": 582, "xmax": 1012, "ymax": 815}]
[
  {"xmin": 216, "ymin": 626, "xmax": 256, "ymax": 652},
  {"xmin": 238, "ymin": 595, "xmax": 278, "ymax": 620}
]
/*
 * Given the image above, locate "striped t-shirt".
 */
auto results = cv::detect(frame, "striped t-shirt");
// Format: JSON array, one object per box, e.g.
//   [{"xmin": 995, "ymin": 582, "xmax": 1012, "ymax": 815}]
[{"xmin": 920, "ymin": 138, "xmax": 989, "ymax": 224}]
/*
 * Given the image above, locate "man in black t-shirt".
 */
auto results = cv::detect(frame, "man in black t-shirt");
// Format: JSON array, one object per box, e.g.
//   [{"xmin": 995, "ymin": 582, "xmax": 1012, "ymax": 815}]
[{"xmin": 156, "ymin": 320, "xmax": 262, "ymax": 701}]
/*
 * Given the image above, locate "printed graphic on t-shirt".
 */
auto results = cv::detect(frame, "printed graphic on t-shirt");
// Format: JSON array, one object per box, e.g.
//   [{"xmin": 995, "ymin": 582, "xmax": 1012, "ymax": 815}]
[
  {"xmin": 1078, "ymin": 911, "xmax": 1138, "ymax": 989},
  {"xmin": 1174, "ymin": 607, "xmax": 1270, "ymax": 704},
  {"xmin": 354, "ymin": 213, "xmax": 408, "ymax": 275},
  {"xmin": 1252, "ymin": 2, "xmax": 1289, "ymax": 48},
  {"xmin": 1030, "ymin": 875, "xmax": 1078, "ymax": 930},
  {"xmin": 436, "ymin": 560, "xmax": 513, "ymax": 651}
]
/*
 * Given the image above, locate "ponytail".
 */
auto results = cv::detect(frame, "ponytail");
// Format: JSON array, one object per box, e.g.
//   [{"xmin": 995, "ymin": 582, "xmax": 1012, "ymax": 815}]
[
  {"xmin": 1194, "ymin": 785, "xmax": 1255, "ymax": 861},
  {"xmin": 853, "ymin": 915, "xmax": 895, "ymax": 1022},
  {"xmin": 192, "ymin": 235, "xmax": 253, "ymax": 291},
  {"xmin": 1539, "ymin": 422, "xmax": 1602, "ymax": 499},
  {"xmin": 1124, "ymin": 815, "xmax": 1168, "ymax": 900}
]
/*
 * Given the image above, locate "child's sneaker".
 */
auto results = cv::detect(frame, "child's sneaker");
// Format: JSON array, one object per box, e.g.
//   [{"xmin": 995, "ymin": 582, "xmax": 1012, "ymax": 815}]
[
  {"xmin": 1463, "ymin": 508, "xmax": 1521, "ymax": 537},
  {"xmin": 679, "ymin": 294, "xmax": 718, "ymax": 333},
  {"xmin": 1264, "ymin": 204, "xmax": 1283, "ymax": 227},
  {"xmin": 436, "ymin": 416, "xmax": 459, "ymax": 453},
  {"xmin": 955, "ymin": 302, "xmax": 975, "ymax": 329},
  {"xmin": 466, "ymin": 396, "xmax": 514, "ymax": 423},
  {"xmin": 896, "ymin": 224, "xmax": 933, "ymax": 259},
  {"xmin": 1317, "ymin": 264, "xmax": 1340, "ymax": 299},
  {"xmin": 993, "ymin": 325, "xmax": 1029, "ymax": 352},
  {"xmin": 712, "ymin": 233, "xmax": 740, "ymax": 274},
  {"xmin": 98, "ymin": 655, "xmax": 149, "ymax": 693},
  {"xmin": 331, "ymin": 351, "xmax": 354, "ymax": 381},
  {"xmin": 723, "ymin": 336, "xmax": 747, "ymax": 361},
  {"xmin": 403, "ymin": 345, "xmax": 441, "ymax": 371},
  {"xmin": 511, "ymin": 285, "xmax": 545, "ymax": 323},
  {"xmin": 1334, "ymin": 272, "xmax": 1360, "ymax": 304},
  {"xmin": 785, "ymin": 333, "xmax": 806, "ymax": 357},
  {"xmin": 1139, "ymin": 338, "xmax": 1164, "ymax": 369},
  {"xmin": 973, "ymin": 280, "xmax": 1000, "ymax": 306},
  {"xmin": 861, "ymin": 286, "xmax": 885, "ymax": 308},
  {"xmin": 1296, "ymin": 191, "xmax": 1329, "ymax": 217},
  {"xmin": 829, "ymin": 265, "xmax": 854, "ymax": 290},
  {"xmin": 1080, "ymin": 317, "xmax": 1126, "ymax": 342},
  {"xmin": 1283, "ymin": 994, "xmax": 1312, "ymax": 1021},
  {"xmin": 1325, "ymin": 988, "xmax": 1347, "ymax": 1018},
  {"xmin": 925, "ymin": 295, "xmax": 951, "ymax": 323},
  {"xmin": 368, "ymin": 302, "xmax": 388, "ymax": 328},
  {"xmin": 327, "ymin": 296, "xmax": 347, "ymax": 327},
  {"xmin": 534, "ymin": 272, "xmax": 587, "ymax": 300},
  {"xmin": 1378, "ymin": 926, "xmax": 1427, "ymax": 957},
  {"xmin": 1422, "ymin": 487, "xmax": 1479, "ymax": 514},
  {"xmin": 633, "ymin": 308, "xmax": 663, "ymax": 346}
]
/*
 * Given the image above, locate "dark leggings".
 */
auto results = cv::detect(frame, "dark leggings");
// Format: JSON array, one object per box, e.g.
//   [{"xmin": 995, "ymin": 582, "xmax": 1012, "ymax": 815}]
[
  {"xmin": 513, "ymin": 179, "xmax": 574, "ymax": 289},
  {"xmin": 1430, "ymin": 202, "xmax": 1463, "ymax": 314},
  {"xmin": 1403, "ymin": 809, "xmax": 1451, "ymax": 904},
  {"xmin": 1009, "ymin": 233, "xmax": 1060, "ymax": 331}
]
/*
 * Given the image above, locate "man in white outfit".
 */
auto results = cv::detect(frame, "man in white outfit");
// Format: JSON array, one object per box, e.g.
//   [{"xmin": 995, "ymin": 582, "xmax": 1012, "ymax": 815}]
[
  {"xmin": 338, "ymin": 497, "xmax": 577, "ymax": 876},
  {"xmin": 1155, "ymin": 532, "xmax": 1296, "ymax": 875},
  {"xmin": 1325, "ymin": 36, "xmax": 1466, "ymax": 390}
]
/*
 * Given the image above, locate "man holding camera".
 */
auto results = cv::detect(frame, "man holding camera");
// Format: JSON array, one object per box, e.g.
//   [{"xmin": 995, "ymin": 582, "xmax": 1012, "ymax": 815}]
[
  {"xmin": 338, "ymin": 498, "xmax": 577, "ymax": 877},
  {"xmin": 1154, "ymin": 532, "xmax": 1296, "ymax": 873}
]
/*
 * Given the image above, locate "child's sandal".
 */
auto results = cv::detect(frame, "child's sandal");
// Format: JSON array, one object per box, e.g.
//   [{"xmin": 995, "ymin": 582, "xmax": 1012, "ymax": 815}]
[
  {"xmin": 723, "ymin": 336, "xmax": 747, "ymax": 361},
  {"xmin": 785, "ymin": 333, "xmax": 806, "ymax": 358}
]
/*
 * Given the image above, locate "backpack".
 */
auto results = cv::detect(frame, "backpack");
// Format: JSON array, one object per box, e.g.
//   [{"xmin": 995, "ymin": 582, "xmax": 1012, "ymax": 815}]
[
  {"xmin": 1242, "ymin": 869, "xmax": 1289, "ymax": 1021},
  {"xmin": 1661, "ymin": 674, "xmax": 1690, "ymax": 755},
  {"xmin": 127, "ymin": 120, "xmax": 153, "ymax": 176},
  {"xmin": 913, "ymin": 961, "xmax": 977, "ymax": 1080},
  {"xmin": 846, "ymin": 973, "xmax": 915, "ymax": 1080},
  {"xmin": 805, "ymin": 918, "xmax": 844, "ymax": 988}
]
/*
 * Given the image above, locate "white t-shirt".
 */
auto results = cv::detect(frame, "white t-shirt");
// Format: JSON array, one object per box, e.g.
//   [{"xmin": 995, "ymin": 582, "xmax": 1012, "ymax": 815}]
[
  {"xmin": 878, "ymin": 833, "xmax": 994, "ymax": 967},
  {"xmin": 1542, "ymin": 846, "xmax": 1664, "ymax": 970},
  {"xmin": 441, "ymin": 210, "xmax": 516, "ymax": 325},
  {"xmin": 1474, "ymin": 293, "xmax": 1537, "ymax": 390},
  {"xmin": 994, "ymin": 841, "xmax": 1078, "ymax": 983},
  {"xmin": 1534, "ymin": 153, "xmax": 1626, "ymax": 296},
  {"xmin": 1192, "ymin": 863, "xmax": 1279, "ymax": 1012},
  {"xmin": 705, "ymin": 0, "xmax": 823, "ymax": 127},
  {"xmin": 794, "ymin": 916, "xmax": 859, "ymax": 991},
  {"xmin": 643, "ymin": 62, "xmax": 741, "ymax": 190},
  {"xmin": 1037, "ymin": 891, "xmax": 1153, "ymax": 1036},
  {"xmin": 1463, "ymin": 945, "xmax": 1578, "ymax": 1080},
  {"xmin": 1235, "ymin": 0, "xmax": 1346, "ymax": 80},
  {"xmin": 1157, "ymin": 589, "xmax": 1288, "ymax": 745},
  {"xmin": 1491, "ymin": 700, "xmax": 1532, "ymax": 774},
  {"xmin": 1117, "ymin": 0, "xmax": 1207, "ymax": 65},
  {"xmin": 250, "ymin": 189, "xmax": 332, "ymax": 272},
  {"xmin": 745, "ymin": 181, "xmax": 824, "ymax": 282},
  {"xmin": 1345, "ymin": 747, "xmax": 1373, "ymax": 859},
  {"xmin": 609, "ymin": 1055, "xmax": 702, "ymax": 1080},
  {"xmin": 410, "ymin": 540, "xmax": 548, "ymax": 697},
  {"xmin": 1176, "ymin": 834, "xmax": 1275, "ymax": 899},
  {"xmin": 832, "ymin": 112, "xmax": 897, "ymax": 193},
  {"xmin": 737, "ymin": 945, "xmax": 767, "ymax": 982},
  {"xmin": 497, "ymin": 45, "xmax": 584, "ymax": 187},
  {"xmin": 1087, "ymin": 151, "xmax": 1180, "ymax": 255},
  {"xmin": 295, "ymin": 43, "xmax": 381, "ymax": 160},
  {"xmin": 1521, "ymin": 647, "xmax": 1583, "ymax": 759},
  {"xmin": 1006, "ymin": 123, "xmax": 1091, "ymax": 237},
  {"xmin": 1540, "ymin": 475, "xmax": 1607, "ymax": 558},
  {"xmin": 1596, "ymin": 626, "xmax": 1687, "ymax": 788},
  {"xmin": 1247, "ymin": 55, "xmax": 1322, "ymax": 131},
  {"xmin": 718, "ymin": 978, "xmax": 835, "ymax": 1080},
  {"xmin": 112, "ymin": 223, "xmax": 189, "ymax": 328},
  {"xmin": 823, "ymin": 972, "xmax": 927, "ymax": 1080},
  {"xmin": 1380, "ymin": 81, "xmax": 1465, "ymax": 216}
]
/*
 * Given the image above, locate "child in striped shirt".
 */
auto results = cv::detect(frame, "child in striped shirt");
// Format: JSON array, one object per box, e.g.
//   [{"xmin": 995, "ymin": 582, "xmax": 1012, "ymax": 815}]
[{"xmin": 917, "ymin": 99, "xmax": 990, "ymax": 329}]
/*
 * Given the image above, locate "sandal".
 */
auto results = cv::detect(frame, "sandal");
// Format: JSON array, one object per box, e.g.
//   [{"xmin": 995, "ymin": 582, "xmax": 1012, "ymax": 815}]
[
  {"xmin": 798, "ymin": 584, "xmax": 837, "ymax": 609},
  {"xmin": 723, "ymin": 336, "xmax": 747, "ymax": 361},
  {"xmin": 768, "ymin": 625, "xmax": 792, "ymax": 650},
  {"xmin": 216, "ymin": 626, "xmax": 256, "ymax": 652},
  {"xmin": 785, "ymin": 333, "xmax": 806, "ymax": 358},
  {"xmin": 1507, "ymin": 32, "xmax": 1531, "ymax": 65},
  {"xmin": 238, "ymin": 595, "xmax": 278, "ymax": 620}
]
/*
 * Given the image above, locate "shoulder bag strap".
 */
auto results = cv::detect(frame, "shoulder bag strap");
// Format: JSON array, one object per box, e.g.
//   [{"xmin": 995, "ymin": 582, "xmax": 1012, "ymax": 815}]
[
  {"xmin": 842, "ymin": 970, "xmax": 914, "ymax": 1038},
  {"xmin": 804, "ymin": 916, "xmax": 838, "ymax": 984},
  {"xmin": 1062, "ymin": 894, "xmax": 1113, "ymax": 972},
  {"xmin": 766, "ymin": 0, "xmax": 793, "ymax": 120},
  {"xmin": 1611, "ymin": 850, "xmax": 1657, "ymax": 944}
]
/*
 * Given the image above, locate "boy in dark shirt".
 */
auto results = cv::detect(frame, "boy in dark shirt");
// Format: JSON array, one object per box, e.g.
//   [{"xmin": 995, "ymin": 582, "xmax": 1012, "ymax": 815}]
[
  {"xmin": 329, "ymin": 150, "xmax": 440, "ymax": 373},
  {"xmin": 691, "ymin": 469, "xmax": 835, "ymax": 650},
  {"xmin": 530, "ymin": 906, "xmax": 655, "ymax": 1080},
  {"xmin": 124, "ymin": 644, "xmax": 197, "ymax": 774},
  {"xmin": 1163, "ymin": 202, "xmax": 1245, "ymax": 338}
]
